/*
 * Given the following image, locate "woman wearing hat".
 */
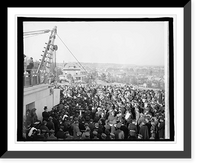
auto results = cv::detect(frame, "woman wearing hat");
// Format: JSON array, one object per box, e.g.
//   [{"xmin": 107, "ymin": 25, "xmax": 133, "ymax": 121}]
[
  {"xmin": 110, "ymin": 133, "xmax": 115, "ymax": 140},
  {"xmin": 128, "ymin": 119, "xmax": 138, "ymax": 139},
  {"xmin": 46, "ymin": 116, "xmax": 55, "ymax": 131},
  {"xmin": 71, "ymin": 120, "xmax": 81, "ymax": 138},
  {"xmin": 114, "ymin": 123, "xmax": 124, "ymax": 140},
  {"xmin": 157, "ymin": 117, "xmax": 165, "ymax": 139},
  {"xmin": 47, "ymin": 130, "xmax": 57, "ymax": 140},
  {"xmin": 82, "ymin": 130, "xmax": 90, "ymax": 140},
  {"xmin": 139, "ymin": 120, "xmax": 150, "ymax": 140},
  {"xmin": 92, "ymin": 130, "xmax": 99, "ymax": 140},
  {"xmin": 100, "ymin": 133, "xmax": 107, "ymax": 140},
  {"xmin": 30, "ymin": 108, "xmax": 38, "ymax": 125}
]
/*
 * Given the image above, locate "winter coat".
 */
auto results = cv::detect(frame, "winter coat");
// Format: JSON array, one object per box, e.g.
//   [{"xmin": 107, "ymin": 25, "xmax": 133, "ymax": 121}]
[{"xmin": 139, "ymin": 124, "xmax": 150, "ymax": 139}]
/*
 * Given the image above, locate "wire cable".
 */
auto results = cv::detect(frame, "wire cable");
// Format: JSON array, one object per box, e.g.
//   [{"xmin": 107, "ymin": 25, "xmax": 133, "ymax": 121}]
[{"xmin": 56, "ymin": 33, "xmax": 88, "ymax": 73}]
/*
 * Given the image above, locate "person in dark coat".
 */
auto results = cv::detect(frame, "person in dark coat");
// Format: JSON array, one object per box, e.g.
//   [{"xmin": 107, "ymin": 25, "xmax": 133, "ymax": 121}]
[
  {"xmin": 52, "ymin": 116, "xmax": 60, "ymax": 134},
  {"xmin": 150, "ymin": 120, "xmax": 156, "ymax": 139},
  {"xmin": 157, "ymin": 117, "xmax": 165, "ymax": 139},
  {"xmin": 30, "ymin": 108, "xmax": 38, "ymax": 125},
  {"xmin": 46, "ymin": 116, "xmax": 55, "ymax": 131},
  {"xmin": 26, "ymin": 57, "xmax": 34, "ymax": 76},
  {"xmin": 39, "ymin": 120, "xmax": 50, "ymax": 139},
  {"xmin": 128, "ymin": 130, "xmax": 138, "ymax": 140},
  {"xmin": 92, "ymin": 130, "xmax": 99, "ymax": 140},
  {"xmin": 39, "ymin": 120, "xmax": 49, "ymax": 133},
  {"xmin": 33, "ymin": 129, "xmax": 45, "ymax": 141},
  {"xmin": 25, "ymin": 109, "xmax": 32, "ymax": 127},
  {"xmin": 128, "ymin": 119, "xmax": 138, "ymax": 139},
  {"xmin": 88, "ymin": 119, "xmax": 95, "ymax": 133},
  {"xmin": 64, "ymin": 131, "xmax": 74, "ymax": 140},
  {"xmin": 79, "ymin": 119, "xmax": 86, "ymax": 132},
  {"xmin": 47, "ymin": 129, "xmax": 57, "ymax": 140},
  {"xmin": 114, "ymin": 123, "xmax": 124, "ymax": 140},
  {"xmin": 105, "ymin": 129, "xmax": 111, "ymax": 140},
  {"xmin": 42, "ymin": 106, "xmax": 49, "ymax": 122},
  {"xmin": 56, "ymin": 126, "xmax": 65, "ymax": 140},
  {"xmin": 139, "ymin": 121, "xmax": 150, "ymax": 140},
  {"xmin": 120, "ymin": 119, "xmax": 129, "ymax": 140}
]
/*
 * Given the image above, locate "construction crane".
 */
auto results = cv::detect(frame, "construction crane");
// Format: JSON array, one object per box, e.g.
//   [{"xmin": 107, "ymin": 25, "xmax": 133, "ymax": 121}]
[
  {"xmin": 36, "ymin": 26, "xmax": 57, "ymax": 74},
  {"xmin": 24, "ymin": 26, "xmax": 58, "ymax": 84},
  {"xmin": 23, "ymin": 29, "xmax": 51, "ymax": 37}
]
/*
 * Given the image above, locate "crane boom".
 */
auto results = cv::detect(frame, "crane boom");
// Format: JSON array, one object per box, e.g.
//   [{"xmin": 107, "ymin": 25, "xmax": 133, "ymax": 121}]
[
  {"xmin": 23, "ymin": 29, "xmax": 51, "ymax": 36},
  {"xmin": 36, "ymin": 26, "xmax": 57, "ymax": 74}
]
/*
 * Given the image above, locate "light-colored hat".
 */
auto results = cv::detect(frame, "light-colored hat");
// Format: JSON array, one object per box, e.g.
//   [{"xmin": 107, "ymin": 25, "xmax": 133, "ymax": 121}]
[
  {"xmin": 95, "ymin": 123, "xmax": 99, "ymax": 128},
  {"xmin": 77, "ymin": 132, "xmax": 82, "ymax": 137},
  {"xmin": 101, "ymin": 133, "xmax": 107, "ymax": 139},
  {"xmin": 93, "ymin": 130, "xmax": 98, "ymax": 135}
]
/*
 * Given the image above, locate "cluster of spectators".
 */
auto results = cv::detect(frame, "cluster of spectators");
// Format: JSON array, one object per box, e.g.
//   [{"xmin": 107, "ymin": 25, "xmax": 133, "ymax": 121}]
[{"xmin": 24, "ymin": 84, "xmax": 165, "ymax": 141}]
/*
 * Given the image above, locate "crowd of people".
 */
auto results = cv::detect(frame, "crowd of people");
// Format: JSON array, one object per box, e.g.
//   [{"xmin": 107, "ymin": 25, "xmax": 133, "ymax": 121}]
[{"xmin": 24, "ymin": 84, "xmax": 165, "ymax": 141}]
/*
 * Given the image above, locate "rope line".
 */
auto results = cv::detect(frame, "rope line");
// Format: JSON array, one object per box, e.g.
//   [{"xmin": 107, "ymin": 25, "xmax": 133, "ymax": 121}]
[{"xmin": 56, "ymin": 33, "xmax": 88, "ymax": 73}]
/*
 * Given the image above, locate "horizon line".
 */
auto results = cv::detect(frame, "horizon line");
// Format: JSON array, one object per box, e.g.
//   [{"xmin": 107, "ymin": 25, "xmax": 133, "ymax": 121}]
[{"xmin": 56, "ymin": 61, "xmax": 164, "ymax": 67}]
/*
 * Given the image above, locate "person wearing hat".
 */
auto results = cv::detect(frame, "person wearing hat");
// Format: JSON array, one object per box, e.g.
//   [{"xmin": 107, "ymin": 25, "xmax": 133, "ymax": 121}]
[
  {"xmin": 120, "ymin": 119, "xmax": 129, "ymax": 140},
  {"xmin": 100, "ymin": 133, "xmax": 107, "ymax": 140},
  {"xmin": 25, "ymin": 109, "xmax": 32, "ymax": 128},
  {"xmin": 110, "ymin": 133, "xmax": 115, "ymax": 140},
  {"xmin": 39, "ymin": 120, "xmax": 49, "ymax": 134},
  {"xmin": 139, "ymin": 120, "xmax": 149, "ymax": 140},
  {"xmin": 114, "ymin": 123, "xmax": 124, "ymax": 140},
  {"xmin": 157, "ymin": 117, "xmax": 165, "ymax": 139},
  {"xmin": 92, "ymin": 130, "xmax": 99, "ymax": 140},
  {"xmin": 128, "ymin": 119, "xmax": 138, "ymax": 139},
  {"xmin": 30, "ymin": 108, "xmax": 38, "ymax": 125},
  {"xmin": 137, "ymin": 113, "xmax": 145, "ymax": 128},
  {"xmin": 46, "ymin": 116, "xmax": 55, "ymax": 131},
  {"xmin": 75, "ymin": 131, "xmax": 82, "ymax": 140},
  {"xmin": 150, "ymin": 120, "xmax": 156, "ymax": 140},
  {"xmin": 128, "ymin": 130, "xmax": 138, "ymax": 140},
  {"xmin": 42, "ymin": 106, "xmax": 49, "ymax": 122},
  {"xmin": 56, "ymin": 126, "xmax": 65, "ymax": 140},
  {"xmin": 97, "ymin": 120, "xmax": 104, "ymax": 135},
  {"xmin": 79, "ymin": 118, "xmax": 86, "ymax": 133},
  {"xmin": 94, "ymin": 122, "xmax": 99, "ymax": 130},
  {"xmin": 27, "ymin": 127, "xmax": 37, "ymax": 139},
  {"xmin": 88, "ymin": 119, "xmax": 95, "ymax": 133},
  {"xmin": 47, "ymin": 129, "xmax": 57, "ymax": 140},
  {"xmin": 26, "ymin": 57, "xmax": 34, "ymax": 77},
  {"xmin": 72, "ymin": 120, "xmax": 81, "ymax": 138},
  {"xmin": 82, "ymin": 130, "xmax": 90, "ymax": 140},
  {"xmin": 104, "ymin": 123, "xmax": 110, "ymax": 131},
  {"xmin": 64, "ymin": 131, "xmax": 74, "ymax": 140},
  {"xmin": 104, "ymin": 129, "xmax": 111, "ymax": 140},
  {"xmin": 33, "ymin": 129, "xmax": 45, "ymax": 141}
]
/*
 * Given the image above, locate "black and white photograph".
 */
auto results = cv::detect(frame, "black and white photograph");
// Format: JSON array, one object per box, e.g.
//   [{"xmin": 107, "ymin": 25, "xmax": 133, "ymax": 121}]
[
  {"xmin": 21, "ymin": 18, "xmax": 174, "ymax": 142},
  {"xmin": 4, "ymin": 3, "xmax": 192, "ymax": 160}
]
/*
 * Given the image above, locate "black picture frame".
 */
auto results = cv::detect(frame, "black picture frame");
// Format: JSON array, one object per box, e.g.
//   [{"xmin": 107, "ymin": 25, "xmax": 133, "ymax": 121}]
[{"xmin": 2, "ymin": 1, "xmax": 191, "ymax": 158}]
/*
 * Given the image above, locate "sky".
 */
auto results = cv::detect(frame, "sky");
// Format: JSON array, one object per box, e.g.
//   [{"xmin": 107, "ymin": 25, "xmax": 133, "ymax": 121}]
[{"xmin": 23, "ymin": 21, "xmax": 168, "ymax": 66}]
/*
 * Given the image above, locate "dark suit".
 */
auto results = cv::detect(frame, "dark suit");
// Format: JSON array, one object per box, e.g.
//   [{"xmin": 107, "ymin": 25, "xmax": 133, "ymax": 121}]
[{"xmin": 42, "ymin": 111, "xmax": 49, "ymax": 121}]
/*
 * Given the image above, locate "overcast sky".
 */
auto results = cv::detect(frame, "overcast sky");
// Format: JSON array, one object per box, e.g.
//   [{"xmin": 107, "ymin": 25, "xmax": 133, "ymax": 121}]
[{"xmin": 23, "ymin": 21, "xmax": 168, "ymax": 66}]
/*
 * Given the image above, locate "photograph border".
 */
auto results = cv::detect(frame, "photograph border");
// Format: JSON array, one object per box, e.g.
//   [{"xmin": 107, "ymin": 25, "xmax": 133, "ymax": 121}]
[
  {"xmin": 17, "ymin": 16, "xmax": 174, "ymax": 142},
  {"xmin": 2, "ymin": 2, "xmax": 191, "ymax": 158}
]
